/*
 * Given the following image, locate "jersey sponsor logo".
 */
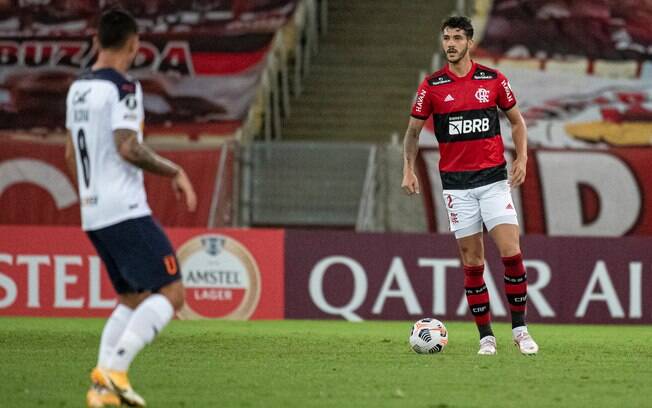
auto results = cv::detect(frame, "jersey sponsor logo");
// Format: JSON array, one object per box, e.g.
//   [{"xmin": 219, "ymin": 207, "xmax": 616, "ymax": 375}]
[
  {"xmin": 428, "ymin": 74, "xmax": 453, "ymax": 86},
  {"xmin": 444, "ymin": 94, "xmax": 455, "ymax": 102},
  {"xmin": 475, "ymin": 87, "xmax": 490, "ymax": 103},
  {"xmin": 448, "ymin": 116, "xmax": 490, "ymax": 135},
  {"xmin": 501, "ymin": 79, "xmax": 514, "ymax": 103},
  {"xmin": 472, "ymin": 68, "xmax": 497, "ymax": 80},
  {"xmin": 414, "ymin": 88, "xmax": 427, "ymax": 113},
  {"xmin": 176, "ymin": 234, "xmax": 261, "ymax": 320},
  {"xmin": 72, "ymin": 89, "xmax": 91, "ymax": 105}
]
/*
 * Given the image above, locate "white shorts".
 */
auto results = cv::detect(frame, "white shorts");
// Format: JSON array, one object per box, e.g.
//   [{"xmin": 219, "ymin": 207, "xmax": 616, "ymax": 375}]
[{"xmin": 442, "ymin": 180, "xmax": 518, "ymax": 239}]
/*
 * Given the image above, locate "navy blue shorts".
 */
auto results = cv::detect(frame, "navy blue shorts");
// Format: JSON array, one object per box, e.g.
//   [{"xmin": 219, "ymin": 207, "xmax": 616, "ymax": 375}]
[{"xmin": 86, "ymin": 216, "xmax": 181, "ymax": 294}]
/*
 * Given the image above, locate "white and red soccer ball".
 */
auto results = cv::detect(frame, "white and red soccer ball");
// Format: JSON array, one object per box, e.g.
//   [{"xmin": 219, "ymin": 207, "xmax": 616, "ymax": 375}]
[{"xmin": 409, "ymin": 318, "xmax": 448, "ymax": 354}]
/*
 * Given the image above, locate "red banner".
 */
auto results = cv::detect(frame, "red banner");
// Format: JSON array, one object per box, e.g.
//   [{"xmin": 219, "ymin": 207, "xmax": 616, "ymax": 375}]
[
  {"xmin": 0, "ymin": 1, "xmax": 298, "ymax": 130},
  {"xmin": 0, "ymin": 138, "xmax": 233, "ymax": 227},
  {"xmin": 418, "ymin": 147, "xmax": 652, "ymax": 236},
  {"xmin": 0, "ymin": 226, "xmax": 285, "ymax": 319}
]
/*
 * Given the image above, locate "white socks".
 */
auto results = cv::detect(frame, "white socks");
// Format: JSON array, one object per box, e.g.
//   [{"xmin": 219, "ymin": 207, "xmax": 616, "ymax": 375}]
[
  {"xmin": 512, "ymin": 325, "xmax": 528, "ymax": 338},
  {"xmin": 98, "ymin": 304, "xmax": 133, "ymax": 368},
  {"xmin": 107, "ymin": 294, "xmax": 174, "ymax": 372}
]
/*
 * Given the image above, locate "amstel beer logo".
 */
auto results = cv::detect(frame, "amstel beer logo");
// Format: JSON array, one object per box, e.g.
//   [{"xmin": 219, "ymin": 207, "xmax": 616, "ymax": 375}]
[{"xmin": 176, "ymin": 234, "xmax": 261, "ymax": 320}]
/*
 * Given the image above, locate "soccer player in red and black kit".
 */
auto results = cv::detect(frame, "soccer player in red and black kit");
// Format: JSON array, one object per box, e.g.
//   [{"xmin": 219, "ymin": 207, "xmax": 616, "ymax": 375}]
[{"xmin": 402, "ymin": 16, "xmax": 538, "ymax": 355}]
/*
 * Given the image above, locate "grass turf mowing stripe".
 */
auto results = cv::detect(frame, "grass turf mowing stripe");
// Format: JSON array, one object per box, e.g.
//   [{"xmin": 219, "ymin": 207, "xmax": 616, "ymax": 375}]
[{"xmin": 0, "ymin": 318, "xmax": 650, "ymax": 407}]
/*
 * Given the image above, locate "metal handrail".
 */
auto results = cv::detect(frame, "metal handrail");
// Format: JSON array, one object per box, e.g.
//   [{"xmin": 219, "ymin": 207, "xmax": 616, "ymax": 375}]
[{"xmin": 356, "ymin": 145, "xmax": 378, "ymax": 231}]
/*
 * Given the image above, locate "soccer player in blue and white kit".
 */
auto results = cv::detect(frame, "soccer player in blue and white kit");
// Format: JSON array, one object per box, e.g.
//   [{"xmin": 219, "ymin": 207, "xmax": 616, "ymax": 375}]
[{"xmin": 65, "ymin": 9, "xmax": 197, "ymax": 407}]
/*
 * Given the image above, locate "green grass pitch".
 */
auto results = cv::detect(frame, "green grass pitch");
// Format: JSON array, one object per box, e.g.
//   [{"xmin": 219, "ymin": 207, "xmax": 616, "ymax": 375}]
[{"xmin": 1, "ymin": 318, "xmax": 651, "ymax": 407}]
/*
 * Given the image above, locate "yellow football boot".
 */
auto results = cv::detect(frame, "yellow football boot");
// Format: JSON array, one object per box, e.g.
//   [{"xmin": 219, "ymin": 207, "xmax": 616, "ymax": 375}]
[
  {"xmin": 98, "ymin": 368, "xmax": 147, "ymax": 407},
  {"xmin": 86, "ymin": 383, "xmax": 121, "ymax": 408}
]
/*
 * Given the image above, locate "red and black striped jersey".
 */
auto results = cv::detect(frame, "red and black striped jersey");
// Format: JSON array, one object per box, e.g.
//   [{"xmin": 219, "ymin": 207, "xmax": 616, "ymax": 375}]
[{"xmin": 411, "ymin": 61, "xmax": 516, "ymax": 190}]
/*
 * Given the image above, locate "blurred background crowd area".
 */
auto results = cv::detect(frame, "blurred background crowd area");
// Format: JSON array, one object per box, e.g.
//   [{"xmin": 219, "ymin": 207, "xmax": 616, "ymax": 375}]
[{"xmin": 1, "ymin": 0, "xmax": 651, "ymax": 237}]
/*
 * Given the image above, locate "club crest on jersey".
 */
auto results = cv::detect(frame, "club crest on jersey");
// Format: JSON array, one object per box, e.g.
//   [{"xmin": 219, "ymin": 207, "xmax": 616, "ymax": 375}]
[
  {"xmin": 475, "ymin": 87, "xmax": 490, "ymax": 103},
  {"xmin": 125, "ymin": 95, "xmax": 137, "ymax": 110}
]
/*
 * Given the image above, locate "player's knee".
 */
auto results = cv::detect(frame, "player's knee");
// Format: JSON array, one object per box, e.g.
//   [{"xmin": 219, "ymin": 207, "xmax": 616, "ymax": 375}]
[
  {"xmin": 459, "ymin": 246, "xmax": 483, "ymax": 265},
  {"xmin": 158, "ymin": 281, "xmax": 185, "ymax": 311},
  {"xmin": 498, "ymin": 245, "xmax": 521, "ymax": 258},
  {"xmin": 118, "ymin": 292, "xmax": 149, "ymax": 309}
]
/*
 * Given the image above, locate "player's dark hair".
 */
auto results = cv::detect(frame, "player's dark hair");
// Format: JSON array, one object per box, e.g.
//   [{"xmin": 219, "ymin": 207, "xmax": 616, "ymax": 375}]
[
  {"xmin": 97, "ymin": 9, "xmax": 138, "ymax": 50},
  {"xmin": 441, "ymin": 15, "xmax": 474, "ymax": 39}
]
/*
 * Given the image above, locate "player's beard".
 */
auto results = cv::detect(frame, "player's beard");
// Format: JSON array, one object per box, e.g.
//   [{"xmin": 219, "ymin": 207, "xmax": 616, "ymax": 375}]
[{"xmin": 446, "ymin": 44, "xmax": 469, "ymax": 64}]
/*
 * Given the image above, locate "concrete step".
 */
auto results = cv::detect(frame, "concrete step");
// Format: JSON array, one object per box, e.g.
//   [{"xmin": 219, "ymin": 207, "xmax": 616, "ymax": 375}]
[{"xmin": 281, "ymin": 0, "xmax": 455, "ymax": 142}]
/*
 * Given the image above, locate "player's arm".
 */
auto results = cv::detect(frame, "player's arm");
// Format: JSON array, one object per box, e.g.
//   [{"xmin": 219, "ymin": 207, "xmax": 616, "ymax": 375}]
[
  {"xmin": 402, "ymin": 117, "xmax": 426, "ymax": 195},
  {"xmin": 114, "ymin": 129, "xmax": 197, "ymax": 211},
  {"xmin": 504, "ymin": 105, "xmax": 527, "ymax": 187},
  {"xmin": 64, "ymin": 131, "xmax": 78, "ymax": 189}
]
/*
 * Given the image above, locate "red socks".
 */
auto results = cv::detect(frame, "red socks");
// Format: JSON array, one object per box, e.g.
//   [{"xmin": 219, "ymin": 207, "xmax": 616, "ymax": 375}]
[
  {"xmin": 502, "ymin": 253, "xmax": 528, "ymax": 314},
  {"xmin": 464, "ymin": 254, "xmax": 528, "ymax": 331},
  {"xmin": 463, "ymin": 264, "xmax": 491, "ymax": 326}
]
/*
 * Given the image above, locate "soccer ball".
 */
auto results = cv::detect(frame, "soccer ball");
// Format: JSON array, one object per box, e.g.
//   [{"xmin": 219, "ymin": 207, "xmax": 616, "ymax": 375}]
[{"xmin": 409, "ymin": 318, "xmax": 448, "ymax": 354}]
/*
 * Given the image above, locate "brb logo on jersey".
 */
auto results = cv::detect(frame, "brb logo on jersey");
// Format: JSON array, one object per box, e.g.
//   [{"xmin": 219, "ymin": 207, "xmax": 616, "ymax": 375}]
[
  {"xmin": 475, "ymin": 87, "xmax": 490, "ymax": 103},
  {"xmin": 448, "ymin": 116, "xmax": 490, "ymax": 135},
  {"xmin": 176, "ymin": 234, "xmax": 261, "ymax": 320}
]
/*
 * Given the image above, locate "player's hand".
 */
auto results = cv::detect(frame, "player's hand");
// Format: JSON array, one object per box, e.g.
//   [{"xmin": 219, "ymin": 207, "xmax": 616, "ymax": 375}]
[
  {"xmin": 402, "ymin": 170, "xmax": 420, "ymax": 195},
  {"xmin": 172, "ymin": 168, "xmax": 197, "ymax": 212},
  {"xmin": 509, "ymin": 157, "xmax": 527, "ymax": 188}
]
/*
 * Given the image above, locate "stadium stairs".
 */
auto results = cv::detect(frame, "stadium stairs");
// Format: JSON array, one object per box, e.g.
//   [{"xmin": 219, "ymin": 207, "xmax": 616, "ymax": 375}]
[{"xmin": 281, "ymin": 0, "xmax": 456, "ymax": 142}]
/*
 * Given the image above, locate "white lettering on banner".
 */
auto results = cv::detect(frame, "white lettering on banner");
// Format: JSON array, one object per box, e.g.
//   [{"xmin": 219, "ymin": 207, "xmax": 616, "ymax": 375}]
[
  {"xmin": 0, "ymin": 40, "xmax": 194, "ymax": 75},
  {"xmin": 309, "ymin": 256, "xmax": 367, "ymax": 322},
  {"xmin": 576, "ymin": 260, "xmax": 625, "ymax": 318},
  {"xmin": 0, "ymin": 254, "xmax": 17, "ymax": 308},
  {"xmin": 538, "ymin": 152, "xmax": 640, "ymax": 236},
  {"xmin": 0, "ymin": 159, "xmax": 78, "ymax": 209},
  {"xmin": 418, "ymin": 258, "xmax": 460, "ymax": 314},
  {"xmin": 16, "ymin": 255, "xmax": 49, "ymax": 308},
  {"xmin": 89, "ymin": 256, "xmax": 116, "ymax": 309},
  {"xmin": 54, "ymin": 256, "xmax": 84, "ymax": 308},
  {"xmin": 0, "ymin": 254, "xmax": 117, "ymax": 310},
  {"xmin": 456, "ymin": 263, "xmax": 507, "ymax": 317},
  {"xmin": 372, "ymin": 257, "xmax": 422, "ymax": 315},
  {"xmin": 522, "ymin": 260, "xmax": 555, "ymax": 317},
  {"xmin": 629, "ymin": 262, "xmax": 642, "ymax": 319}
]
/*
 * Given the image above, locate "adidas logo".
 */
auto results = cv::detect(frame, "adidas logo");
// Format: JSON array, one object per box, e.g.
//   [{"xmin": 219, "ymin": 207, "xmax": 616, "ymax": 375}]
[
  {"xmin": 444, "ymin": 94, "xmax": 455, "ymax": 102},
  {"xmin": 506, "ymin": 203, "xmax": 514, "ymax": 210}
]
